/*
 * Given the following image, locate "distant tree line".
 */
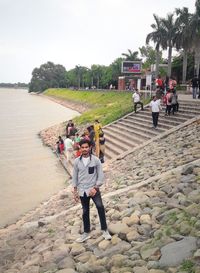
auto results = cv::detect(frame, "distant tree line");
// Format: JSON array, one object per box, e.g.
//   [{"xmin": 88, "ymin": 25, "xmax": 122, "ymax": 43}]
[
  {"xmin": 29, "ymin": 0, "xmax": 200, "ymax": 92},
  {"xmin": 0, "ymin": 82, "xmax": 28, "ymax": 88}
]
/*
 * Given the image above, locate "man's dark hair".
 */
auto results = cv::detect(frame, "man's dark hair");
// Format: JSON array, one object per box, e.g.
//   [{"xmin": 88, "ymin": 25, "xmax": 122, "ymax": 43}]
[{"xmin": 79, "ymin": 139, "xmax": 91, "ymax": 147}]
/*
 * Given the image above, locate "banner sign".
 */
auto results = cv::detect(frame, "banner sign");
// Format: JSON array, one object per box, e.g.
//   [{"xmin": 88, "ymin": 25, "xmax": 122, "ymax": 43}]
[{"xmin": 121, "ymin": 61, "xmax": 142, "ymax": 74}]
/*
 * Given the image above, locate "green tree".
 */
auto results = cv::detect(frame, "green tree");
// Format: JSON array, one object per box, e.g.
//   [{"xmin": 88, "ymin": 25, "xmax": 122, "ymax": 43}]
[
  {"xmin": 29, "ymin": 62, "xmax": 67, "ymax": 92},
  {"xmin": 190, "ymin": 0, "xmax": 200, "ymax": 77},
  {"xmin": 91, "ymin": 65, "xmax": 103, "ymax": 88},
  {"xmin": 122, "ymin": 49, "xmax": 141, "ymax": 61},
  {"xmin": 139, "ymin": 45, "xmax": 162, "ymax": 70},
  {"xmin": 146, "ymin": 14, "xmax": 165, "ymax": 77},
  {"xmin": 109, "ymin": 57, "xmax": 123, "ymax": 88},
  {"xmin": 175, "ymin": 7, "xmax": 192, "ymax": 83},
  {"xmin": 161, "ymin": 13, "xmax": 179, "ymax": 77}
]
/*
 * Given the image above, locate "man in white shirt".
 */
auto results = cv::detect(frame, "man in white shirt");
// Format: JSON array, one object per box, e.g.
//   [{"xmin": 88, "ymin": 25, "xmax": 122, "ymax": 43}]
[
  {"xmin": 132, "ymin": 89, "xmax": 144, "ymax": 113},
  {"xmin": 149, "ymin": 96, "xmax": 162, "ymax": 129},
  {"xmin": 64, "ymin": 135, "xmax": 74, "ymax": 162}
]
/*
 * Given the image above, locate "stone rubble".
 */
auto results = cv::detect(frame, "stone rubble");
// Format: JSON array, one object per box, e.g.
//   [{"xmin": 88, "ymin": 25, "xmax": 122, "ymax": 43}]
[{"xmin": 0, "ymin": 118, "xmax": 200, "ymax": 272}]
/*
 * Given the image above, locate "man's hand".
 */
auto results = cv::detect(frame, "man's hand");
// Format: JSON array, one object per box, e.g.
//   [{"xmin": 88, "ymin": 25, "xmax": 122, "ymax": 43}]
[
  {"xmin": 72, "ymin": 187, "xmax": 79, "ymax": 203},
  {"xmin": 89, "ymin": 188, "xmax": 97, "ymax": 197}
]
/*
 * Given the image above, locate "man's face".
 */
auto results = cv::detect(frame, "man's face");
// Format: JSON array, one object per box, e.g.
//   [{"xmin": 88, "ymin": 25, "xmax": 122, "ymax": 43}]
[{"xmin": 80, "ymin": 143, "xmax": 90, "ymax": 156}]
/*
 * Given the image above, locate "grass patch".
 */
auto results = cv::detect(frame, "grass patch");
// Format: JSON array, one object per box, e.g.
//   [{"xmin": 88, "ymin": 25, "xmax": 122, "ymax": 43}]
[
  {"xmin": 180, "ymin": 260, "xmax": 195, "ymax": 273},
  {"xmin": 44, "ymin": 89, "xmax": 150, "ymax": 126}
]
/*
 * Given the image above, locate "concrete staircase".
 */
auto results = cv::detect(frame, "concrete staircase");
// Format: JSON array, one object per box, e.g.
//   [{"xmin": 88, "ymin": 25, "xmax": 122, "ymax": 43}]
[
  {"xmin": 103, "ymin": 99, "xmax": 200, "ymax": 161},
  {"xmin": 60, "ymin": 98, "xmax": 200, "ymax": 176}
]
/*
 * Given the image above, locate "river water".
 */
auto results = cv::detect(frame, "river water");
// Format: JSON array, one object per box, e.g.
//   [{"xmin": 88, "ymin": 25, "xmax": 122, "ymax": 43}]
[{"xmin": 0, "ymin": 89, "xmax": 78, "ymax": 228}]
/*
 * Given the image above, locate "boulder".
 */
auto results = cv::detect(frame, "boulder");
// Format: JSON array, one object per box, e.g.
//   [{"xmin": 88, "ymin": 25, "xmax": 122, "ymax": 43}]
[{"xmin": 158, "ymin": 236, "xmax": 197, "ymax": 267}]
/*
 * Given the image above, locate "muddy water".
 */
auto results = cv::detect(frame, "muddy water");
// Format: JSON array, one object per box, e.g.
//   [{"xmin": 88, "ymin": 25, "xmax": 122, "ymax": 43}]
[{"xmin": 0, "ymin": 89, "xmax": 79, "ymax": 228}]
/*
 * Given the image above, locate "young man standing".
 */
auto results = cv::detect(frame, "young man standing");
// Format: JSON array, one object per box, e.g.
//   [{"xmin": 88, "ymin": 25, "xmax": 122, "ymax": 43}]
[
  {"xmin": 72, "ymin": 139, "xmax": 111, "ymax": 243},
  {"xmin": 132, "ymin": 89, "xmax": 144, "ymax": 113},
  {"xmin": 191, "ymin": 75, "xmax": 199, "ymax": 99},
  {"xmin": 149, "ymin": 96, "xmax": 162, "ymax": 129}
]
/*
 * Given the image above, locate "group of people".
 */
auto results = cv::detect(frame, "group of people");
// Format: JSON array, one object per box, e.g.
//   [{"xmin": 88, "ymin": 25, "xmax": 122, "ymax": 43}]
[
  {"xmin": 56, "ymin": 119, "xmax": 106, "ymax": 164},
  {"xmin": 132, "ymin": 77, "xmax": 179, "ymax": 129}
]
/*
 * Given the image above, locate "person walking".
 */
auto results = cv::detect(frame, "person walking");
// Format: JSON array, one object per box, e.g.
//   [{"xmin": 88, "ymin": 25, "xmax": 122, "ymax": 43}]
[
  {"xmin": 149, "ymin": 96, "xmax": 162, "ymax": 129},
  {"xmin": 132, "ymin": 89, "xmax": 144, "ymax": 113},
  {"xmin": 191, "ymin": 75, "xmax": 199, "ymax": 99},
  {"xmin": 72, "ymin": 139, "xmax": 111, "ymax": 243}
]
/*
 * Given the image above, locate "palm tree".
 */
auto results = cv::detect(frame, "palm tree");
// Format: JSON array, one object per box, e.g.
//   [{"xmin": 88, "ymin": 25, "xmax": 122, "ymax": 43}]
[
  {"xmin": 122, "ymin": 49, "xmax": 141, "ymax": 61},
  {"xmin": 190, "ymin": 0, "xmax": 200, "ymax": 77},
  {"xmin": 175, "ymin": 7, "xmax": 192, "ymax": 83},
  {"xmin": 91, "ymin": 65, "xmax": 102, "ymax": 89},
  {"xmin": 161, "ymin": 13, "xmax": 178, "ymax": 77},
  {"xmin": 146, "ymin": 14, "xmax": 165, "ymax": 77}
]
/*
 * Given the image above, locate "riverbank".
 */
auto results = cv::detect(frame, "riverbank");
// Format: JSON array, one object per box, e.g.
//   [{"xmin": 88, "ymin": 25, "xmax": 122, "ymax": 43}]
[
  {"xmin": 38, "ymin": 94, "xmax": 89, "ymax": 150},
  {"xmin": 1, "ymin": 93, "xmax": 200, "ymax": 273}
]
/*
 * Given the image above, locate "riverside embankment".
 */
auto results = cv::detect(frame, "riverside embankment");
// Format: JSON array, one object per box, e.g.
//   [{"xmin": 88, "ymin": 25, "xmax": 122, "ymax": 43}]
[{"xmin": 0, "ymin": 91, "xmax": 200, "ymax": 273}]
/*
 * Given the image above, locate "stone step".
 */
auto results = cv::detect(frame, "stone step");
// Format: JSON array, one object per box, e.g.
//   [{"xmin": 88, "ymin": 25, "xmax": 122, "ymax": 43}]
[
  {"xmin": 177, "ymin": 109, "xmax": 200, "ymax": 116},
  {"xmin": 176, "ymin": 104, "xmax": 200, "ymax": 111},
  {"xmin": 135, "ymin": 110, "xmax": 188, "ymax": 124},
  {"xmin": 103, "ymin": 128, "xmax": 138, "ymax": 147},
  {"xmin": 122, "ymin": 117, "xmax": 165, "ymax": 134},
  {"xmin": 106, "ymin": 126, "xmax": 146, "ymax": 148},
  {"xmin": 178, "ymin": 99, "xmax": 200, "ymax": 105},
  {"xmin": 105, "ymin": 134, "xmax": 129, "ymax": 152},
  {"xmin": 117, "ymin": 120, "xmax": 159, "ymax": 137},
  {"xmin": 160, "ymin": 104, "xmax": 200, "ymax": 115},
  {"xmin": 129, "ymin": 112, "xmax": 182, "ymax": 127},
  {"xmin": 111, "ymin": 122, "xmax": 151, "ymax": 141},
  {"xmin": 127, "ymin": 115, "xmax": 173, "ymax": 130},
  {"xmin": 104, "ymin": 142, "xmax": 122, "ymax": 157}
]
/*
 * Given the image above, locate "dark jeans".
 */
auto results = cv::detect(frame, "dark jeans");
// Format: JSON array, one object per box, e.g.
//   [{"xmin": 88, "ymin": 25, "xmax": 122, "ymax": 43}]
[
  {"xmin": 166, "ymin": 105, "xmax": 172, "ymax": 115},
  {"xmin": 80, "ymin": 191, "xmax": 107, "ymax": 233},
  {"xmin": 152, "ymin": 112, "xmax": 159, "ymax": 128},
  {"xmin": 172, "ymin": 103, "xmax": 179, "ymax": 114},
  {"xmin": 134, "ymin": 101, "xmax": 143, "ymax": 113}
]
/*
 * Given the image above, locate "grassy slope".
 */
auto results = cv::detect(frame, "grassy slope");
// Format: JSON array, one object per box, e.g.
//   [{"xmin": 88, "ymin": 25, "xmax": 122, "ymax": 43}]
[{"xmin": 44, "ymin": 89, "xmax": 149, "ymax": 126}]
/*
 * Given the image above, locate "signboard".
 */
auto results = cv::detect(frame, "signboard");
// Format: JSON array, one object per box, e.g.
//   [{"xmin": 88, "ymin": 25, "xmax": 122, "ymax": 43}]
[{"xmin": 121, "ymin": 61, "xmax": 142, "ymax": 74}]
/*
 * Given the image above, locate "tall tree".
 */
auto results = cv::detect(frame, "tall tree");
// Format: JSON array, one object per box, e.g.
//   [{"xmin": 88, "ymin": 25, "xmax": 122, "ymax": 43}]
[
  {"xmin": 146, "ymin": 14, "xmax": 165, "ymax": 77},
  {"xmin": 190, "ymin": 0, "xmax": 200, "ymax": 77},
  {"xmin": 175, "ymin": 7, "xmax": 192, "ymax": 83},
  {"xmin": 161, "ymin": 13, "xmax": 178, "ymax": 77},
  {"xmin": 91, "ymin": 65, "xmax": 103, "ymax": 89},
  {"xmin": 29, "ymin": 62, "xmax": 67, "ymax": 92}
]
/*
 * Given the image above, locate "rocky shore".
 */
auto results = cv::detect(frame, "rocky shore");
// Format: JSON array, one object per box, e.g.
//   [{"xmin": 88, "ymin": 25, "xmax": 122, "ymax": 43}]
[{"xmin": 0, "ymin": 97, "xmax": 200, "ymax": 273}]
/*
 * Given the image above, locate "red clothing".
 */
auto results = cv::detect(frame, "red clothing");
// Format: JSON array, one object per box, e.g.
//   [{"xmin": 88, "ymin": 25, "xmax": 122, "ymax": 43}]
[
  {"xmin": 59, "ymin": 143, "xmax": 65, "ymax": 153},
  {"xmin": 75, "ymin": 150, "xmax": 82, "ymax": 158},
  {"xmin": 156, "ymin": 78, "xmax": 163, "ymax": 87},
  {"xmin": 166, "ymin": 92, "xmax": 172, "ymax": 105},
  {"xmin": 169, "ymin": 79, "xmax": 177, "ymax": 90}
]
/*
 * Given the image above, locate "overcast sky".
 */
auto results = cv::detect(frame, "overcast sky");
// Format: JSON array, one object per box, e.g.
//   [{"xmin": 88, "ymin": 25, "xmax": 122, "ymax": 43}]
[{"xmin": 0, "ymin": 0, "xmax": 196, "ymax": 83}]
